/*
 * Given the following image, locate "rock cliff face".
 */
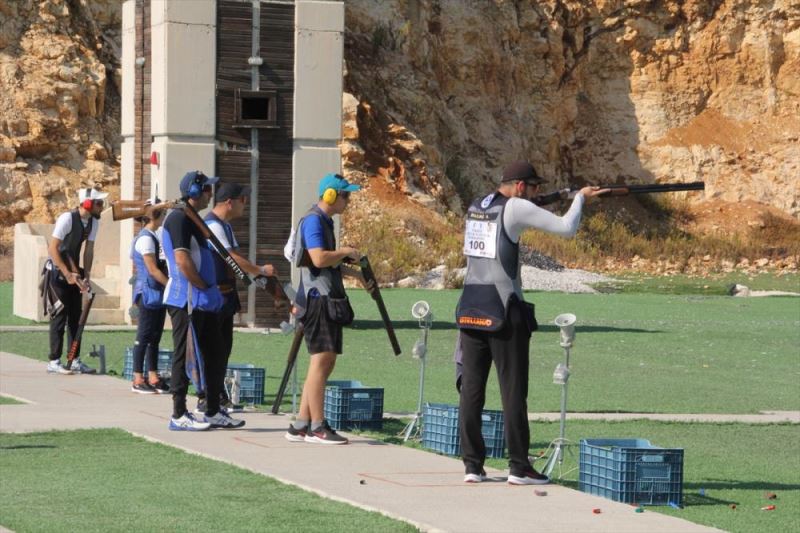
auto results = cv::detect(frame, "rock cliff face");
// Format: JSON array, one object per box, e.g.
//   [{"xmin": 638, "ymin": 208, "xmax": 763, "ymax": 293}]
[
  {"xmin": 1, "ymin": 0, "xmax": 797, "ymax": 280},
  {"xmin": 0, "ymin": 0, "xmax": 121, "ymax": 249},
  {"xmin": 342, "ymin": 0, "xmax": 799, "ymax": 216}
]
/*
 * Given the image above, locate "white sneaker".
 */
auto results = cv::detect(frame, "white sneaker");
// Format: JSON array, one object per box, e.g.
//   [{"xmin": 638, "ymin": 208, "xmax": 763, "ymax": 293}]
[
  {"xmin": 464, "ymin": 470, "xmax": 488, "ymax": 483},
  {"xmin": 205, "ymin": 411, "xmax": 246, "ymax": 429},
  {"xmin": 47, "ymin": 360, "xmax": 73, "ymax": 375},
  {"xmin": 169, "ymin": 412, "xmax": 211, "ymax": 431},
  {"xmin": 69, "ymin": 358, "xmax": 96, "ymax": 374}
]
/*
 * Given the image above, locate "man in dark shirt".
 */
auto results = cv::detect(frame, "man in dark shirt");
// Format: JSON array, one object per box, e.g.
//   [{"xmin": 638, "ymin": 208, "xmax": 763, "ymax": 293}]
[{"xmin": 161, "ymin": 170, "xmax": 245, "ymax": 431}]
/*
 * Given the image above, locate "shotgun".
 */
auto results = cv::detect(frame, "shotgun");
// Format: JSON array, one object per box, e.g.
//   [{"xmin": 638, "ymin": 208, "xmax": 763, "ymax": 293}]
[
  {"xmin": 65, "ymin": 289, "xmax": 96, "ymax": 372},
  {"xmin": 271, "ymin": 323, "xmax": 305, "ymax": 414},
  {"xmin": 358, "ymin": 256, "xmax": 402, "ymax": 356},
  {"xmin": 533, "ymin": 181, "xmax": 705, "ymax": 207}
]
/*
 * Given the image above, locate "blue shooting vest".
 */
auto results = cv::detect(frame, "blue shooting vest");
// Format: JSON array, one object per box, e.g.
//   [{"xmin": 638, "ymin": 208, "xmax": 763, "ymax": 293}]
[
  {"xmin": 130, "ymin": 228, "xmax": 166, "ymax": 309},
  {"xmin": 161, "ymin": 209, "xmax": 223, "ymax": 311},
  {"xmin": 204, "ymin": 211, "xmax": 241, "ymax": 316}
]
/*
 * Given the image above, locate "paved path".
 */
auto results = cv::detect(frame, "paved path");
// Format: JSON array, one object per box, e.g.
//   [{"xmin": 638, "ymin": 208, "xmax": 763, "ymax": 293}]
[{"xmin": 0, "ymin": 352, "xmax": 720, "ymax": 533}]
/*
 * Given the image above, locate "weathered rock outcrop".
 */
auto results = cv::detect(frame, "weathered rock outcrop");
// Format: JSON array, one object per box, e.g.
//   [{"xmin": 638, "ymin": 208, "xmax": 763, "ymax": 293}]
[
  {"xmin": 0, "ymin": 0, "xmax": 121, "ymax": 246},
  {"xmin": 342, "ymin": 0, "xmax": 799, "ymax": 216}
]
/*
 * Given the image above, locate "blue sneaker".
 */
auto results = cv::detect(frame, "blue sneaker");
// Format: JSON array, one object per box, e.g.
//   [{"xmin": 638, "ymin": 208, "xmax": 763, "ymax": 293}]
[{"xmin": 169, "ymin": 412, "xmax": 211, "ymax": 431}]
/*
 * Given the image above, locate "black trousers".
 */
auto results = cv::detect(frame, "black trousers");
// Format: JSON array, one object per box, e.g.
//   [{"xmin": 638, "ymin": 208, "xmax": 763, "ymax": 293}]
[
  {"xmin": 458, "ymin": 300, "xmax": 533, "ymax": 476},
  {"xmin": 132, "ymin": 303, "xmax": 166, "ymax": 374},
  {"xmin": 167, "ymin": 306, "xmax": 224, "ymax": 418},
  {"xmin": 48, "ymin": 276, "xmax": 82, "ymax": 361}
]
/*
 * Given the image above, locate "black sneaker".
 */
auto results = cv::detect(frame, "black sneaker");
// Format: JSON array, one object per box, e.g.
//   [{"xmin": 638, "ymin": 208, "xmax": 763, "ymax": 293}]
[
  {"xmin": 148, "ymin": 379, "xmax": 170, "ymax": 394},
  {"xmin": 285, "ymin": 424, "xmax": 308, "ymax": 442},
  {"xmin": 194, "ymin": 398, "xmax": 207, "ymax": 415},
  {"xmin": 508, "ymin": 466, "xmax": 550, "ymax": 486},
  {"xmin": 304, "ymin": 421, "xmax": 348, "ymax": 445},
  {"xmin": 220, "ymin": 396, "xmax": 242, "ymax": 413},
  {"xmin": 131, "ymin": 382, "xmax": 156, "ymax": 394}
]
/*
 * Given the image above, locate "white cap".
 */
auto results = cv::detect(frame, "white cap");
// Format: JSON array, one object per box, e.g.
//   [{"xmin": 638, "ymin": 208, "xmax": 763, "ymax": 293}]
[{"xmin": 78, "ymin": 187, "xmax": 109, "ymax": 203}]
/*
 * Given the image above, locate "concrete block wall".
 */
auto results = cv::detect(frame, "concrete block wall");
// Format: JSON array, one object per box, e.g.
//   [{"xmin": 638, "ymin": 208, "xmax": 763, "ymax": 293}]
[{"xmin": 291, "ymin": 0, "xmax": 345, "ymax": 285}]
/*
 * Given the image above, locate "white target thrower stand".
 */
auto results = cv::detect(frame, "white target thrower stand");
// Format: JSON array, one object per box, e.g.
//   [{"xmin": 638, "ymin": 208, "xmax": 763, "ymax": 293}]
[
  {"xmin": 402, "ymin": 300, "xmax": 432, "ymax": 441},
  {"xmin": 541, "ymin": 313, "xmax": 579, "ymax": 479}
]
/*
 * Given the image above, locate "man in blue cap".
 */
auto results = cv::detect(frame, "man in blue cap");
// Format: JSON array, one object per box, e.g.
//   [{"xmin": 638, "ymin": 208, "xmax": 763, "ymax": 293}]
[
  {"xmin": 284, "ymin": 173, "xmax": 363, "ymax": 445},
  {"xmin": 161, "ymin": 170, "xmax": 245, "ymax": 431}
]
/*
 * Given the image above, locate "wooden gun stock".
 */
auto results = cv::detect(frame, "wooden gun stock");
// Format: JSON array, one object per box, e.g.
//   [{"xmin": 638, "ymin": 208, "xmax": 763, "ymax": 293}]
[
  {"xmin": 111, "ymin": 200, "xmax": 175, "ymax": 221},
  {"xmin": 254, "ymin": 275, "xmax": 291, "ymax": 308}
]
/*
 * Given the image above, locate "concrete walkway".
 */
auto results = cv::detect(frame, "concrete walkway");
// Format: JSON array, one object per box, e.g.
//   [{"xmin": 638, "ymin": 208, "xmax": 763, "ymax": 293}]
[{"xmin": 0, "ymin": 352, "xmax": 720, "ymax": 533}]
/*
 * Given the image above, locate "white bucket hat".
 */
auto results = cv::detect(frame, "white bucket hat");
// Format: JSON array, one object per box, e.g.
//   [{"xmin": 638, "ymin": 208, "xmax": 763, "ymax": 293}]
[{"xmin": 77, "ymin": 187, "xmax": 109, "ymax": 203}]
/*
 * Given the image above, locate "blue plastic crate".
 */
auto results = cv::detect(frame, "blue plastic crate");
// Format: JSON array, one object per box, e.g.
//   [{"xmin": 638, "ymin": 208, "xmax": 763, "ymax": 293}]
[
  {"xmin": 123, "ymin": 347, "xmax": 173, "ymax": 380},
  {"xmin": 422, "ymin": 403, "xmax": 506, "ymax": 459},
  {"xmin": 225, "ymin": 363, "xmax": 265, "ymax": 405},
  {"xmin": 579, "ymin": 438, "xmax": 684, "ymax": 506},
  {"xmin": 324, "ymin": 380, "xmax": 383, "ymax": 430}
]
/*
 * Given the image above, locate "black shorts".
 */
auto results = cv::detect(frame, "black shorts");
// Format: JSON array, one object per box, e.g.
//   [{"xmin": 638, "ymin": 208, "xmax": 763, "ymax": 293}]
[{"xmin": 300, "ymin": 296, "xmax": 343, "ymax": 355}]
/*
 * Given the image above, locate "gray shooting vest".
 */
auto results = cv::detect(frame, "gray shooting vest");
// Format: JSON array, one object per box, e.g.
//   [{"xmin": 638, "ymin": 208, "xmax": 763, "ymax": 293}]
[
  {"xmin": 58, "ymin": 209, "xmax": 93, "ymax": 269},
  {"xmin": 455, "ymin": 193, "xmax": 522, "ymax": 332},
  {"xmin": 293, "ymin": 206, "xmax": 346, "ymax": 319}
]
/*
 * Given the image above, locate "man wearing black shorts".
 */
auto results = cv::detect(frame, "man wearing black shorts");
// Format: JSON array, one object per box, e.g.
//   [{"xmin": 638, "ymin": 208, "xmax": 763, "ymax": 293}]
[{"xmin": 284, "ymin": 173, "xmax": 362, "ymax": 445}]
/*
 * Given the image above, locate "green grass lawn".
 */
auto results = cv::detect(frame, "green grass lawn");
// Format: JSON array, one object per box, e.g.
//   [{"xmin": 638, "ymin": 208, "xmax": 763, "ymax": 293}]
[
  {"xmin": 2, "ymin": 280, "xmax": 799, "ymax": 532},
  {"xmin": 2, "ymin": 286, "xmax": 798, "ymax": 414},
  {"xmin": 364, "ymin": 418, "xmax": 800, "ymax": 533},
  {"xmin": 0, "ymin": 282, "xmax": 38, "ymax": 326},
  {"xmin": 0, "ymin": 428, "xmax": 415, "ymax": 533},
  {"xmin": 595, "ymin": 271, "xmax": 800, "ymax": 295},
  {"xmin": 0, "ymin": 395, "xmax": 23, "ymax": 405}
]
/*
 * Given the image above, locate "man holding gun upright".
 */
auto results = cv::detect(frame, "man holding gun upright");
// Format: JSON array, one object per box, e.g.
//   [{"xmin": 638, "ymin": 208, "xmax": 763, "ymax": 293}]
[
  {"xmin": 197, "ymin": 182, "xmax": 277, "ymax": 413},
  {"xmin": 44, "ymin": 187, "xmax": 107, "ymax": 375},
  {"xmin": 284, "ymin": 173, "xmax": 363, "ymax": 445},
  {"xmin": 161, "ymin": 171, "xmax": 244, "ymax": 431}
]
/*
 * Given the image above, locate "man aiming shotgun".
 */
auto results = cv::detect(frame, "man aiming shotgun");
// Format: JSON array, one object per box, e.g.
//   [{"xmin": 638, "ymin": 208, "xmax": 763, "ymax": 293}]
[{"xmin": 533, "ymin": 180, "xmax": 705, "ymax": 206}]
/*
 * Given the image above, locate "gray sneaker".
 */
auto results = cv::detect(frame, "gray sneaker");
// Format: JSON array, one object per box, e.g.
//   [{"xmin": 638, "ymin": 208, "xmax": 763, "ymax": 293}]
[
  {"xmin": 205, "ymin": 411, "xmax": 245, "ymax": 429},
  {"xmin": 69, "ymin": 358, "xmax": 97, "ymax": 374},
  {"xmin": 169, "ymin": 412, "xmax": 211, "ymax": 431},
  {"xmin": 47, "ymin": 360, "xmax": 73, "ymax": 375}
]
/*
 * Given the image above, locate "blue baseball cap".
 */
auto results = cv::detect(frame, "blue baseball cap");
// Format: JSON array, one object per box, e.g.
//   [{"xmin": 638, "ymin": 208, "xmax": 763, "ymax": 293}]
[
  {"xmin": 318, "ymin": 173, "xmax": 361, "ymax": 197},
  {"xmin": 179, "ymin": 170, "xmax": 220, "ymax": 197}
]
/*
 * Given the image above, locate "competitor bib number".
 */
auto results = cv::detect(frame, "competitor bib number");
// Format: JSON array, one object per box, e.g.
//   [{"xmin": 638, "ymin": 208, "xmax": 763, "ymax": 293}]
[{"xmin": 464, "ymin": 219, "xmax": 497, "ymax": 259}]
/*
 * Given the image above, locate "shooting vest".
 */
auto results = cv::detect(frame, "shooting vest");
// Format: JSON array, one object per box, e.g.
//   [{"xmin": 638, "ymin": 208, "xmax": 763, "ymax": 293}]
[
  {"xmin": 204, "ymin": 211, "xmax": 241, "ymax": 315},
  {"xmin": 57, "ymin": 209, "xmax": 93, "ymax": 269},
  {"xmin": 130, "ymin": 228, "xmax": 166, "ymax": 308},
  {"xmin": 294, "ymin": 206, "xmax": 345, "ymax": 319},
  {"xmin": 455, "ymin": 192, "xmax": 522, "ymax": 332},
  {"xmin": 161, "ymin": 209, "xmax": 223, "ymax": 311}
]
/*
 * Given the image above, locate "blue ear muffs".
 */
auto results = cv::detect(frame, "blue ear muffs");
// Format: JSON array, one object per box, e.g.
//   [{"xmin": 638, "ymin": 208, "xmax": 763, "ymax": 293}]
[
  {"xmin": 322, "ymin": 188, "xmax": 337, "ymax": 205},
  {"xmin": 188, "ymin": 172, "xmax": 205, "ymax": 199}
]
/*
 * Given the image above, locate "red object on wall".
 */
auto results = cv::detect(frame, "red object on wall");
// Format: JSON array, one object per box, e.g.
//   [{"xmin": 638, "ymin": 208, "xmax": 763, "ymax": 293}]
[{"xmin": 150, "ymin": 151, "xmax": 159, "ymax": 167}]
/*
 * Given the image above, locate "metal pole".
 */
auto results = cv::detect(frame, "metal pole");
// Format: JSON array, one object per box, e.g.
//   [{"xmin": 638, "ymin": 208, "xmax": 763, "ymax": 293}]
[{"xmin": 246, "ymin": 0, "xmax": 261, "ymax": 327}]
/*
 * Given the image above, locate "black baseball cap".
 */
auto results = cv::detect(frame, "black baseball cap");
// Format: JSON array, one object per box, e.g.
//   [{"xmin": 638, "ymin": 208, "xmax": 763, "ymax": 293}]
[
  {"xmin": 215, "ymin": 183, "xmax": 252, "ymax": 202},
  {"xmin": 500, "ymin": 160, "xmax": 544, "ymax": 184}
]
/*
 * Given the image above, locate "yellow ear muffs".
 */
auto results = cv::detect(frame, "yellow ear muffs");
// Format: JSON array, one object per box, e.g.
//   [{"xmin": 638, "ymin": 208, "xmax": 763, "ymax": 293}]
[{"xmin": 322, "ymin": 188, "xmax": 338, "ymax": 205}]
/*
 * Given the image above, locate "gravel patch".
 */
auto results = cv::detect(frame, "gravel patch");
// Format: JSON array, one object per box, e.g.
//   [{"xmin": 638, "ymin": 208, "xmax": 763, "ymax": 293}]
[{"xmin": 397, "ymin": 264, "xmax": 616, "ymax": 293}]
